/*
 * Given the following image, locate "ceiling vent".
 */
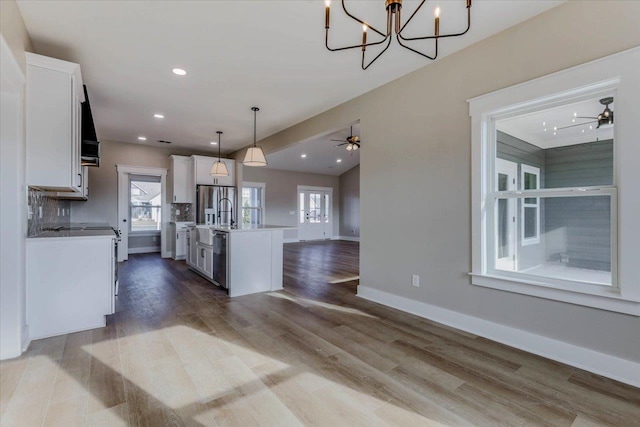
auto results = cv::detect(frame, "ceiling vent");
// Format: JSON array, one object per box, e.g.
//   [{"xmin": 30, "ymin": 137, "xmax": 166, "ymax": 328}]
[{"xmin": 157, "ymin": 139, "xmax": 172, "ymax": 144}]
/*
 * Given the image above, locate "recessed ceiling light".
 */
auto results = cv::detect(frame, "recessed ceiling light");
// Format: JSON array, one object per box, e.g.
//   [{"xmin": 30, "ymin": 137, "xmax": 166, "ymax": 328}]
[
  {"xmin": 553, "ymin": 132, "xmax": 556, "ymax": 136},
  {"xmin": 542, "ymin": 121, "xmax": 546, "ymax": 126},
  {"xmin": 172, "ymin": 68, "xmax": 187, "ymax": 76},
  {"xmin": 582, "ymin": 129, "xmax": 585, "ymax": 133},
  {"xmin": 553, "ymin": 126, "xmax": 557, "ymax": 131},
  {"xmin": 544, "ymin": 128, "xmax": 547, "ymax": 132},
  {"xmin": 301, "ymin": 154, "xmax": 307, "ymax": 158},
  {"xmin": 574, "ymin": 112, "xmax": 578, "ymax": 117},
  {"xmin": 336, "ymin": 159, "xmax": 342, "ymax": 163},
  {"xmin": 138, "ymin": 136, "xmax": 147, "ymax": 141},
  {"xmin": 210, "ymin": 141, "xmax": 218, "ymax": 145},
  {"xmin": 154, "ymin": 114, "xmax": 164, "ymax": 119}
]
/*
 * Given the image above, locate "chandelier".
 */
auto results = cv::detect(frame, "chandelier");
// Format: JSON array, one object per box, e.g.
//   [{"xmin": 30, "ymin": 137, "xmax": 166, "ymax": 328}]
[{"xmin": 325, "ymin": 0, "xmax": 472, "ymax": 70}]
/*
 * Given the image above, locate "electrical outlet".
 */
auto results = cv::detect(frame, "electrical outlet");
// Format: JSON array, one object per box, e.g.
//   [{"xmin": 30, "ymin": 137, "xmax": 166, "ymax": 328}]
[
  {"xmin": 28, "ymin": 205, "xmax": 33, "ymax": 220},
  {"xmin": 412, "ymin": 274, "xmax": 420, "ymax": 288},
  {"xmin": 176, "ymin": 209, "xmax": 181, "ymax": 215},
  {"xmin": 38, "ymin": 206, "xmax": 43, "ymax": 219},
  {"xmin": 289, "ymin": 211, "xmax": 295, "ymax": 215}
]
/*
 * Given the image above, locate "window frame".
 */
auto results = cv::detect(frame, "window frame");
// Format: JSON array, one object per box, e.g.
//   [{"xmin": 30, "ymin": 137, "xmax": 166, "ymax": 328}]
[
  {"xmin": 241, "ymin": 182, "xmax": 265, "ymax": 226},
  {"xmin": 468, "ymin": 47, "xmax": 640, "ymax": 316},
  {"xmin": 129, "ymin": 176, "xmax": 162, "ymax": 235},
  {"xmin": 520, "ymin": 164, "xmax": 540, "ymax": 246}
]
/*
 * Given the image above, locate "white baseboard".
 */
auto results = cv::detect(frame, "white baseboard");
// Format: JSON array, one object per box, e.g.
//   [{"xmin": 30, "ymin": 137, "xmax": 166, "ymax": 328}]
[
  {"xmin": 337, "ymin": 236, "xmax": 360, "ymax": 242},
  {"xmin": 21, "ymin": 325, "xmax": 30, "ymax": 353},
  {"xmin": 356, "ymin": 285, "xmax": 640, "ymax": 388},
  {"xmin": 283, "ymin": 238, "xmax": 299, "ymax": 244},
  {"xmin": 128, "ymin": 246, "xmax": 161, "ymax": 254}
]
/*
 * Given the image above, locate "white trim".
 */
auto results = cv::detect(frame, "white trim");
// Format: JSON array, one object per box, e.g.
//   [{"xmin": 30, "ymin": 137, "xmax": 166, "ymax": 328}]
[
  {"xmin": 116, "ymin": 165, "xmax": 169, "ymax": 259},
  {"xmin": 520, "ymin": 164, "xmax": 540, "ymax": 246},
  {"xmin": 128, "ymin": 246, "xmax": 161, "ymax": 254},
  {"xmin": 297, "ymin": 185, "xmax": 334, "ymax": 241},
  {"xmin": 241, "ymin": 181, "xmax": 266, "ymax": 226},
  {"xmin": 337, "ymin": 236, "xmax": 360, "ymax": 242},
  {"xmin": 469, "ymin": 47, "xmax": 640, "ymax": 311},
  {"xmin": 356, "ymin": 285, "xmax": 640, "ymax": 388}
]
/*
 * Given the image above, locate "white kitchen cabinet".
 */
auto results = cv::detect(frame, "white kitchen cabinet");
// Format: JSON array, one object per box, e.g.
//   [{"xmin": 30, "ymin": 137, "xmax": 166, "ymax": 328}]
[
  {"xmin": 169, "ymin": 222, "xmax": 193, "ymax": 260},
  {"xmin": 196, "ymin": 242, "xmax": 214, "ymax": 278},
  {"xmin": 192, "ymin": 155, "xmax": 235, "ymax": 187},
  {"xmin": 26, "ymin": 53, "xmax": 84, "ymax": 192},
  {"xmin": 186, "ymin": 227, "xmax": 197, "ymax": 267},
  {"xmin": 54, "ymin": 166, "xmax": 89, "ymax": 200},
  {"xmin": 176, "ymin": 230, "xmax": 187, "ymax": 259},
  {"xmin": 169, "ymin": 155, "xmax": 193, "ymax": 203},
  {"xmin": 26, "ymin": 234, "xmax": 115, "ymax": 339}
]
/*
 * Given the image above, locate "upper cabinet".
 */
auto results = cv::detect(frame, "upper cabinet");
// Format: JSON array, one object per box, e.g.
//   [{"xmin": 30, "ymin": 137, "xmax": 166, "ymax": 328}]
[
  {"xmin": 192, "ymin": 156, "xmax": 235, "ymax": 187},
  {"xmin": 169, "ymin": 155, "xmax": 193, "ymax": 203},
  {"xmin": 26, "ymin": 53, "xmax": 85, "ymax": 192}
]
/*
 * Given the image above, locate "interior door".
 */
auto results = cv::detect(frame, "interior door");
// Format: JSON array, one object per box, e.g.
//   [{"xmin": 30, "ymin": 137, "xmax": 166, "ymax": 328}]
[
  {"xmin": 495, "ymin": 159, "xmax": 517, "ymax": 271},
  {"xmin": 117, "ymin": 171, "xmax": 129, "ymax": 261},
  {"xmin": 298, "ymin": 188, "xmax": 331, "ymax": 241}
]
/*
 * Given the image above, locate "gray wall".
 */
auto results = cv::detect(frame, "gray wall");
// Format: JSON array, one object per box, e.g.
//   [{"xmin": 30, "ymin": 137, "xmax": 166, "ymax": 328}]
[
  {"xmin": 242, "ymin": 167, "xmax": 340, "ymax": 241},
  {"xmin": 544, "ymin": 140, "xmax": 613, "ymax": 271},
  {"xmin": 233, "ymin": 1, "xmax": 640, "ymax": 362},
  {"xmin": 339, "ymin": 165, "xmax": 360, "ymax": 239}
]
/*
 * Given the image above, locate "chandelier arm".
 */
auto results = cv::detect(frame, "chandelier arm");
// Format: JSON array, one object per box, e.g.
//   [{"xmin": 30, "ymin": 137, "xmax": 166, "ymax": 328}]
[
  {"xmin": 398, "ymin": 7, "xmax": 471, "ymax": 41},
  {"xmin": 398, "ymin": 0, "xmax": 428, "ymax": 34},
  {"xmin": 326, "ymin": 29, "xmax": 390, "ymax": 52},
  {"xmin": 362, "ymin": 35, "xmax": 393, "ymax": 70},
  {"xmin": 341, "ymin": 0, "xmax": 386, "ymax": 37},
  {"xmin": 395, "ymin": 33, "xmax": 438, "ymax": 60}
]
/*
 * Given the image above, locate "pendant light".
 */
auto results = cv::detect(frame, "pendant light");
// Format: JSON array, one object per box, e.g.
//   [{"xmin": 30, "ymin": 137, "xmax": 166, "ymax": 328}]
[
  {"xmin": 243, "ymin": 107, "xmax": 267, "ymax": 167},
  {"xmin": 210, "ymin": 131, "xmax": 229, "ymax": 176}
]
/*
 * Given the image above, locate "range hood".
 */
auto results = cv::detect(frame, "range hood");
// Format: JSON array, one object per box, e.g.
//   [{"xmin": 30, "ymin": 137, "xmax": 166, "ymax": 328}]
[{"xmin": 81, "ymin": 85, "xmax": 100, "ymax": 167}]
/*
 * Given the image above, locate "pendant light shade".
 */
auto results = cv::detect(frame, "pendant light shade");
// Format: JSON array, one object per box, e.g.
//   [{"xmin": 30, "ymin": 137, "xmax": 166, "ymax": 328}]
[
  {"xmin": 210, "ymin": 131, "xmax": 229, "ymax": 177},
  {"xmin": 243, "ymin": 107, "xmax": 267, "ymax": 167},
  {"xmin": 210, "ymin": 160, "xmax": 229, "ymax": 177}
]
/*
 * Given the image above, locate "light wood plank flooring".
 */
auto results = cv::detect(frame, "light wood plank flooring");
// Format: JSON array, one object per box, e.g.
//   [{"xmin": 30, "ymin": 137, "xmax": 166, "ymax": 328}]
[{"xmin": 1, "ymin": 240, "xmax": 638, "ymax": 426}]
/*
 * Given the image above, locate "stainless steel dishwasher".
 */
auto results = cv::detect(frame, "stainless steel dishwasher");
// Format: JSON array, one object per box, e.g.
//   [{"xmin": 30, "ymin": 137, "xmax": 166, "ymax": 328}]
[{"xmin": 212, "ymin": 231, "xmax": 229, "ymax": 289}]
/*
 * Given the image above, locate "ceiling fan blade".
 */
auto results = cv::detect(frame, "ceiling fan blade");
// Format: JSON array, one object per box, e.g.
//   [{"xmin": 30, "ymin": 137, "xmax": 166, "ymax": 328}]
[
  {"xmin": 334, "ymin": 143, "xmax": 347, "ymax": 147},
  {"xmin": 557, "ymin": 121, "xmax": 597, "ymax": 130},
  {"xmin": 576, "ymin": 116, "xmax": 598, "ymax": 119},
  {"xmin": 330, "ymin": 139, "xmax": 346, "ymax": 142}
]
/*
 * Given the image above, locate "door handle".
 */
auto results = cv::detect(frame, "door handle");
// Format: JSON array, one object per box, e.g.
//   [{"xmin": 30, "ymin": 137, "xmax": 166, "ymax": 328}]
[{"xmin": 123, "ymin": 219, "xmax": 127, "ymax": 222}]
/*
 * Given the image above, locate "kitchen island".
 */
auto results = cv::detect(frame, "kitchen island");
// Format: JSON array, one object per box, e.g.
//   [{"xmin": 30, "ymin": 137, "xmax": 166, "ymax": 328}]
[{"xmin": 187, "ymin": 224, "xmax": 292, "ymax": 297}]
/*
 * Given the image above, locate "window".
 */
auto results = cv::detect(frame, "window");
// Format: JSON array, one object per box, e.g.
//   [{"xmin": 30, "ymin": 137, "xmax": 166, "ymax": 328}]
[
  {"xmin": 520, "ymin": 164, "xmax": 540, "ymax": 246},
  {"xmin": 130, "ymin": 176, "xmax": 162, "ymax": 233},
  {"xmin": 469, "ymin": 47, "xmax": 640, "ymax": 315},
  {"xmin": 242, "ymin": 182, "xmax": 265, "ymax": 226}
]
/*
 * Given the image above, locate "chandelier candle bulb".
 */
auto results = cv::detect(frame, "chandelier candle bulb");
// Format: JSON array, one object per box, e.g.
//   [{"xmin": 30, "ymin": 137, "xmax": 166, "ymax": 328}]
[
  {"xmin": 435, "ymin": 8, "xmax": 440, "ymax": 36},
  {"xmin": 362, "ymin": 25, "xmax": 367, "ymax": 51},
  {"xmin": 325, "ymin": 3, "xmax": 330, "ymax": 29}
]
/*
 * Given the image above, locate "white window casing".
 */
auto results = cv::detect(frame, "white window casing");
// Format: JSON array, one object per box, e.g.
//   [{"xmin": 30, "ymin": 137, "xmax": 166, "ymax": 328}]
[{"xmin": 468, "ymin": 47, "xmax": 640, "ymax": 316}]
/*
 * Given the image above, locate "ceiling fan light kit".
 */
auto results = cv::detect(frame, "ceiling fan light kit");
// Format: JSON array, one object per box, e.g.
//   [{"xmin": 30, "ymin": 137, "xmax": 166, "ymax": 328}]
[
  {"xmin": 243, "ymin": 107, "xmax": 268, "ymax": 167},
  {"xmin": 331, "ymin": 125, "xmax": 361, "ymax": 153},
  {"xmin": 210, "ymin": 131, "xmax": 230, "ymax": 177},
  {"xmin": 557, "ymin": 97, "xmax": 614, "ymax": 132},
  {"xmin": 325, "ymin": 0, "xmax": 472, "ymax": 70}
]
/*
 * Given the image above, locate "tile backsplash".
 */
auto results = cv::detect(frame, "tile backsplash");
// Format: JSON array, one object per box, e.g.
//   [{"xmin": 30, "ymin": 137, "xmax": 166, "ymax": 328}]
[
  {"xmin": 171, "ymin": 203, "xmax": 194, "ymax": 222},
  {"xmin": 27, "ymin": 188, "xmax": 70, "ymax": 236}
]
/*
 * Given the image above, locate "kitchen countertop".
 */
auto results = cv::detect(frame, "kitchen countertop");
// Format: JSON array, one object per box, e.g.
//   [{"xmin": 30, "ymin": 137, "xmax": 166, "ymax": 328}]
[
  {"xmin": 195, "ymin": 224, "xmax": 295, "ymax": 233},
  {"xmin": 28, "ymin": 222, "xmax": 118, "ymax": 239}
]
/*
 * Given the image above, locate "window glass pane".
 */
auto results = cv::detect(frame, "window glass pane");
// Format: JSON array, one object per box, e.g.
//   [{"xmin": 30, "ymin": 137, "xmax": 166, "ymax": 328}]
[
  {"xmin": 495, "ymin": 195, "xmax": 612, "ymax": 285},
  {"xmin": 523, "ymin": 206, "xmax": 537, "ymax": 238},
  {"xmin": 309, "ymin": 193, "xmax": 321, "ymax": 223},
  {"xmin": 130, "ymin": 180, "xmax": 161, "ymax": 232},
  {"xmin": 498, "ymin": 173, "xmax": 508, "ymax": 192},
  {"xmin": 324, "ymin": 194, "xmax": 329, "ymax": 223},
  {"xmin": 299, "ymin": 193, "xmax": 305, "ymax": 224},
  {"xmin": 497, "ymin": 199, "xmax": 509, "ymax": 258},
  {"xmin": 524, "ymin": 172, "xmax": 537, "ymax": 190}
]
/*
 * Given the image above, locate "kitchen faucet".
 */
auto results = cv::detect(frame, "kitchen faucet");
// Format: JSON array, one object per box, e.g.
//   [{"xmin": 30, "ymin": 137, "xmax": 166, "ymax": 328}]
[{"xmin": 217, "ymin": 197, "xmax": 235, "ymax": 227}]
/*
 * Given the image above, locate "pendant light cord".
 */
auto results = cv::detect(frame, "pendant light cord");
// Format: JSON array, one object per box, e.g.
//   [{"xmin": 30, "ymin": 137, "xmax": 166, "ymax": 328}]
[
  {"xmin": 252, "ymin": 107, "xmax": 260, "ymax": 148},
  {"xmin": 217, "ymin": 131, "xmax": 222, "ymax": 161}
]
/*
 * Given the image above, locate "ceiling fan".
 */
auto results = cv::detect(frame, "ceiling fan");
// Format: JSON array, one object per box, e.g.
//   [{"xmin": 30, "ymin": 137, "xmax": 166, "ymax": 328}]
[
  {"xmin": 331, "ymin": 126, "xmax": 361, "ymax": 152},
  {"xmin": 558, "ymin": 97, "xmax": 614, "ymax": 131}
]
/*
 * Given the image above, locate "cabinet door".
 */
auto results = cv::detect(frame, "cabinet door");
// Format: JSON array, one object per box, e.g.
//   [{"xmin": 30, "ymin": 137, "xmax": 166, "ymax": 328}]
[
  {"xmin": 203, "ymin": 247, "xmax": 214, "ymax": 278},
  {"xmin": 71, "ymin": 78, "xmax": 82, "ymax": 191},
  {"xmin": 171, "ymin": 156, "xmax": 193, "ymax": 203},
  {"xmin": 176, "ymin": 230, "xmax": 187, "ymax": 258},
  {"xmin": 196, "ymin": 244, "xmax": 205, "ymax": 271},
  {"xmin": 194, "ymin": 156, "xmax": 235, "ymax": 186}
]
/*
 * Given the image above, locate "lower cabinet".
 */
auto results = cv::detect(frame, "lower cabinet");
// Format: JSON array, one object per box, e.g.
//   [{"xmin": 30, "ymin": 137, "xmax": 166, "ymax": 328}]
[{"xmin": 196, "ymin": 242, "xmax": 213, "ymax": 279}]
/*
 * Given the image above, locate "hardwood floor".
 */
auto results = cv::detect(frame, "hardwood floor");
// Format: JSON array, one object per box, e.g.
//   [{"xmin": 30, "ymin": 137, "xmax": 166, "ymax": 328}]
[{"xmin": 1, "ymin": 240, "xmax": 638, "ymax": 426}]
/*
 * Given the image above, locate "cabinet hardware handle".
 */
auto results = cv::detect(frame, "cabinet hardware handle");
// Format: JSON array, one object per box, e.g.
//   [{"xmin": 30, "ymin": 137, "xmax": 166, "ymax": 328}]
[
  {"xmin": 176, "ymin": 233, "xmax": 179, "ymax": 239},
  {"xmin": 78, "ymin": 173, "xmax": 82, "ymax": 188},
  {"xmin": 174, "ymin": 195, "xmax": 176, "ymax": 201}
]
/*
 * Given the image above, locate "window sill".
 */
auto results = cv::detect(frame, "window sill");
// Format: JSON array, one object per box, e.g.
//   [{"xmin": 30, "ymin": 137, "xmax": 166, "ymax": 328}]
[
  {"xmin": 129, "ymin": 231, "xmax": 161, "ymax": 237},
  {"xmin": 469, "ymin": 273, "xmax": 640, "ymax": 316}
]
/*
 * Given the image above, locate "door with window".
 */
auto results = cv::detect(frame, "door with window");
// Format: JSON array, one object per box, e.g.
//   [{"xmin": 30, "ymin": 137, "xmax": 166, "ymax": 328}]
[
  {"xmin": 298, "ymin": 187, "xmax": 332, "ymax": 241},
  {"xmin": 495, "ymin": 159, "xmax": 517, "ymax": 271}
]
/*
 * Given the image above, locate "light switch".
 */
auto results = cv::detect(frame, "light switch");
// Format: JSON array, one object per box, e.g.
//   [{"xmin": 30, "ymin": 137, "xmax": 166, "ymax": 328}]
[{"xmin": 289, "ymin": 211, "xmax": 295, "ymax": 215}]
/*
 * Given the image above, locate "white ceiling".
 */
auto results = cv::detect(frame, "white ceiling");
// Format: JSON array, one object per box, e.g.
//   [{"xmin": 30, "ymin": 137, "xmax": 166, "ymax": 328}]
[
  {"xmin": 17, "ymin": 1, "xmax": 563, "ymax": 154},
  {"xmin": 497, "ymin": 96, "xmax": 614, "ymax": 149},
  {"xmin": 266, "ymin": 123, "xmax": 360, "ymax": 176}
]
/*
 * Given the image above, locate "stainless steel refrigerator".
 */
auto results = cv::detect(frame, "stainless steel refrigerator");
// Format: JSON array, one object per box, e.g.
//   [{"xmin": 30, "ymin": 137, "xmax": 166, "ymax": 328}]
[{"xmin": 196, "ymin": 185, "xmax": 237, "ymax": 226}]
